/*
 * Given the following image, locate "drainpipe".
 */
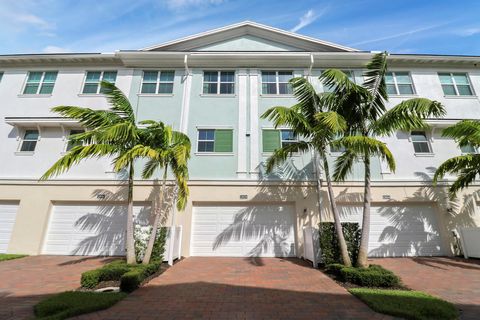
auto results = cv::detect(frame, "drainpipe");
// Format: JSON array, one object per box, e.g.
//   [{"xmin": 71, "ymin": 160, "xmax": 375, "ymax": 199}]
[
  {"xmin": 308, "ymin": 52, "xmax": 314, "ymax": 76},
  {"xmin": 184, "ymin": 54, "xmax": 191, "ymax": 77}
]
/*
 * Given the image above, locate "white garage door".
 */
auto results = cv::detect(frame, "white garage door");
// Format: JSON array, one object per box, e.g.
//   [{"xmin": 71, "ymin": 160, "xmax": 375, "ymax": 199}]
[
  {"xmin": 339, "ymin": 204, "xmax": 445, "ymax": 257},
  {"xmin": 43, "ymin": 204, "xmax": 150, "ymax": 256},
  {"xmin": 0, "ymin": 202, "xmax": 19, "ymax": 253},
  {"xmin": 191, "ymin": 205, "xmax": 296, "ymax": 257}
]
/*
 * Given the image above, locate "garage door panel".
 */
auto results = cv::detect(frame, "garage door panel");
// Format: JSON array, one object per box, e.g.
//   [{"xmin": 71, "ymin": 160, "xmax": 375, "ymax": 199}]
[
  {"xmin": 339, "ymin": 204, "xmax": 445, "ymax": 257},
  {"xmin": 0, "ymin": 202, "xmax": 19, "ymax": 253},
  {"xmin": 191, "ymin": 205, "xmax": 295, "ymax": 257},
  {"xmin": 43, "ymin": 204, "xmax": 149, "ymax": 256}
]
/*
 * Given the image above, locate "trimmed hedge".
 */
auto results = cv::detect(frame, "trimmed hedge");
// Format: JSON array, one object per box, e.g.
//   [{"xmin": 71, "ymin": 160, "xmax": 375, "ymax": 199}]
[
  {"xmin": 80, "ymin": 260, "xmax": 162, "ymax": 291},
  {"xmin": 120, "ymin": 261, "xmax": 162, "ymax": 292},
  {"xmin": 81, "ymin": 260, "xmax": 130, "ymax": 289},
  {"xmin": 319, "ymin": 222, "xmax": 361, "ymax": 265},
  {"xmin": 326, "ymin": 263, "xmax": 401, "ymax": 287}
]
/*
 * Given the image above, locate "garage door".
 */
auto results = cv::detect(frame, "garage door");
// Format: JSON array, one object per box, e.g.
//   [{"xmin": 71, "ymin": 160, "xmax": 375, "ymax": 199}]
[
  {"xmin": 0, "ymin": 202, "xmax": 19, "ymax": 253},
  {"xmin": 191, "ymin": 205, "xmax": 296, "ymax": 257},
  {"xmin": 43, "ymin": 204, "xmax": 150, "ymax": 256},
  {"xmin": 339, "ymin": 204, "xmax": 445, "ymax": 257}
]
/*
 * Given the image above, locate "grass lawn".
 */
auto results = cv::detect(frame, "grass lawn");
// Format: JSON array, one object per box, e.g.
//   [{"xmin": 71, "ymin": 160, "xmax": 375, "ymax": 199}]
[
  {"xmin": 0, "ymin": 254, "xmax": 27, "ymax": 262},
  {"xmin": 350, "ymin": 288, "xmax": 459, "ymax": 320},
  {"xmin": 34, "ymin": 291, "xmax": 127, "ymax": 320}
]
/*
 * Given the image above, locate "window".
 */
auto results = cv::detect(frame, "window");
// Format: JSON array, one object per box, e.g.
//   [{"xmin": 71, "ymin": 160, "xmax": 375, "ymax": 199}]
[
  {"xmin": 0, "ymin": 72, "xmax": 3, "ymax": 82},
  {"xmin": 261, "ymin": 71, "xmax": 293, "ymax": 95},
  {"xmin": 438, "ymin": 73, "xmax": 474, "ymax": 96},
  {"xmin": 23, "ymin": 71, "xmax": 58, "ymax": 94},
  {"xmin": 460, "ymin": 144, "xmax": 477, "ymax": 154},
  {"xmin": 20, "ymin": 130, "xmax": 39, "ymax": 152},
  {"xmin": 323, "ymin": 70, "xmax": 355, "ymax": 92},
  {"xmin": 385, "ymin": 72, "xmax": 415, "ymax": 95},
  {"xmin": 141, "ymin": 70, "xmax": 174, "ymax": 94},
  {"xmin": 411, "ymin": 131, "xmax": 431, "ymax": 153},
  {"xmin": 66, "ymin": 129, "xmax": 85, "ymax": 151},
  {"xmin": 262, "ymin": 129, "xmax": 297, "ymax": 152},
  {"xmin": 82, "ymin": 71, "xmax": 117, "ymax": 94},
  {"xmin": 197, "ymin": 129, "xmax": 233, "ymax": 153},
  {"xmin": 202, "ymin": 71, "xmax": 235, "ymax": 94}
]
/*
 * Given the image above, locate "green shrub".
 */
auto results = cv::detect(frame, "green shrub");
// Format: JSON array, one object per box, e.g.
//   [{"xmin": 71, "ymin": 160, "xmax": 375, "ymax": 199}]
[
  {"xmin": 80, "ymin": 261, "xmax": 130, "ymax": 289},
  {"xmin": 339, "ymin": 265, "xmax": 401, "ymax": 287},
  {"xmin": 34, "ymin": 291, "xmax": 127, "ymax": 320},
  {"xmin": 134, "ymin": 226, "xmax": 168, "ymax": 263},
  {"xmin": 319, "ymin": 222, "xmax": 361, "ymax": 265},
  {"xmin": 119, "ymin": 262, "xmax": 161, "ymax": 292},
  {"xmin": 325, "ymin": 263, "xmax": 345, "ymax": 276}
]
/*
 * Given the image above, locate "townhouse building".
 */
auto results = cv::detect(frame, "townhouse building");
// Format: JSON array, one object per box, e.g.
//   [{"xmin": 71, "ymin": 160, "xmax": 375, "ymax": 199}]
[{"xmin": 1, "ymin": 22, "xmax": 479, "ymax": 258}]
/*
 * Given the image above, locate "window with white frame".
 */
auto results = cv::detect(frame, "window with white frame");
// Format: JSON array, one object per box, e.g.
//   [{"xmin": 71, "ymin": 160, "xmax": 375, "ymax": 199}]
[
  {"xmin": 385, "ymin": 72, "xmax": 415, "ymax": 95},
  {"xmin": 197, "ymin": 129, "xmax": 215, "ymax": 152},
  {"xmin": 460, "ymin": 144, "xmax": 477, "ymax": 154},
  {"xmin": 23, "ymin": 71, "xmax": 58, "ymax": 94},
  {"xmin": 82, "ymin": 71, "xmax": 117, "ymax": 94},
  {"xmin": 280, "ymin": 129, "xmax": 297, "ymax": 148},
  {"xmin": 261, "ymin": 71, "xmax": 293, "ymax": 95},
  {"xmin": 438, "ymin": 73, "xmax": 474, "ymax": 96},
  {"xmin": 66, "ymin": 129, "xmax": 85, "ymax": 151},
  {"xmin": 0, "ymin": 72, "xmax": 3, "ymax": 82},
  {"xmin": 197, "ymin": 129, "xmax": 233, "ymax": 153},
  {"xmin": 141, "ymin": 71, "xmax": 174, "ymax": 94},
  {"xmin": 19, "ymin": 129, "xmax": 39, "ymax": 152},
  {"xmin": 411, "ymin": 131, "xmax": 431, "ymax": 153},
  {"xmin": 202, "ymin": 71, "xmax": 235, "ymax": 94}
]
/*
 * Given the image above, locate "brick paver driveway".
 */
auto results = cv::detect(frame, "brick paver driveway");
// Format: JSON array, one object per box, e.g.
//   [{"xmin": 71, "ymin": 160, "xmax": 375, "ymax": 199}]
[
  {"xmin": 78, "ymin": 257, "xmax": 390, "ymax": 320},
  {"xmin": 375, "ymin": 257, "xmax": 480, "ymax": 320},
  {"xmin": 0, "ymin": 255, "xmax": 114, "ymax": 320}
]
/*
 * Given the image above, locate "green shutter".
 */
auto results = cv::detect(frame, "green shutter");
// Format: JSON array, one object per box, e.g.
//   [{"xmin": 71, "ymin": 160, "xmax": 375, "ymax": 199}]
[
  {"xmin": 214, "ymin": 129, "xmax": 233, "ymax": 152},
  {"xmin": 262, "ymin": 129, "xmax": 280, "ymax": 152}
]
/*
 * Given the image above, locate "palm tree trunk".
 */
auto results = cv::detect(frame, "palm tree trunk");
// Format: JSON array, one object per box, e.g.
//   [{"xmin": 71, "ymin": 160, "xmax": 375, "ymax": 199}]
[
  {"xmin": 322, "ymin": 156, "xmax": 352, "ymax": 267},
  {"xmin": 126, "ymin": 161, "xmax": 136, "ymax": 264},
  {"xmin": 142, "ymin": 166, "xmax": 168, "ymax": 264},
  {"xmin": 357, "ymin": 155, "xmax": 371, "ymax": 267}
]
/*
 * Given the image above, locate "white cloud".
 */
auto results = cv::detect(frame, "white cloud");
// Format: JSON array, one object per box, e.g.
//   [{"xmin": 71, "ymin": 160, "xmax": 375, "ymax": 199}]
[
  {"xmin": 16, "ymin": 13, "xmax": 52, "ymax": 29},
  {"xmin": 290, "ymin": 9, "xmax": 317, "ymax": 33},
  {"xmin": 43, "ymin": 45, "xmax": 70, "ymax": 53},
  {"xmin": 455, "ymin": 28, "xmax": 480, "ymax": 37},
  {"xmin": 350, "ymin": 23, "xmax": 446, "ymax": 46},
  {"xmin": 166, "ymin": 0, "xmax": 225, "ymax": 9}
]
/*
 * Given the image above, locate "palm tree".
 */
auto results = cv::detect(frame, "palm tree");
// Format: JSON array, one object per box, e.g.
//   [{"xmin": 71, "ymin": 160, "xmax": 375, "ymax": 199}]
[
  {"xmin": 433, "ymin": 120, "xmax": 480, "ymax": 197},
  {"xmin": 126, "ymin": 120, "xmax": 190, "ymax": 264},
  {"xmin": 320, "ymin": 52, "xmax": 446, "ymax": 267},
  {"xmin": 261, "ymin": 77, "xmax": 353, "ymax": 266},
  {"xmin": 41, "ymin": 81, "xmax": 152, "ymax": 264}
]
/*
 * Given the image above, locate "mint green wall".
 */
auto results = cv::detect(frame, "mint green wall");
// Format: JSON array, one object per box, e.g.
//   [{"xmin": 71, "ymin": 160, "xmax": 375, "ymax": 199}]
[
  {"xmin": 129, "ymin": 66, "xmax": 384, "ymax": 182},
  {"xmin": 195, "ymin": 35, "xmax": 303, "ymax": 52},
  {"xmin": 186, "ymin": 69, "xmax": 238, "ymax": 179},
  {"xmin": 128, "ymin": 69, "xmax": 184, "ymax": 130}
]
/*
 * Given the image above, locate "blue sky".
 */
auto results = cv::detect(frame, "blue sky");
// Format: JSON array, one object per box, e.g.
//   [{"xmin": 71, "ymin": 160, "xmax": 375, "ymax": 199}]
[{"xmin": 1, "ymin": 0, "xmax": 479, "ymax": 55}]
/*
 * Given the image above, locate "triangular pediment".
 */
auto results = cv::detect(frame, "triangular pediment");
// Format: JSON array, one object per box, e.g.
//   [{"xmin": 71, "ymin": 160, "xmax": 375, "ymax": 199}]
[
  {"xmin": 194, "ymin": 35, "xmax": 304, "ymax": 52},
  {"xmin": 142, "ymin": 21, "xmax": 357, "ymax": 52}
]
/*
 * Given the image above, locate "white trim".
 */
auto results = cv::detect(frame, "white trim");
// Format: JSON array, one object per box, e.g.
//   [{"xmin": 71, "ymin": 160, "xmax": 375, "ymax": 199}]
[
  {"xmin": 80, "ymin": 70, "xmax": 118, "ymax": 95},
  {"xmin": 237, "ymin": 69, "xmax": 247, "ymax": 178},
  {"xmin": 139, "ymin": 70, "xmax": 175, "ymax": 95},
  {"xmin": 180, "ymin": 68, "xmax": 192, "ymax": 133},
  {"xmin": 249, "ymin": 69, "xmax": 260, "ymax": 177},
  {"xmin": 141, "ymin": 21, "xmax": 358, "ymax": 52}
]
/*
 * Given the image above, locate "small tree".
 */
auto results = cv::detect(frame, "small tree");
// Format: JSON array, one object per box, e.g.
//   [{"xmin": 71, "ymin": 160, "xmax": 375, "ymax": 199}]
[
  {"xmin": 41, "ymin": 81, "xmax": 150, "ymax": 264},
  {"xmin": 261, "ymin": 77, "xmax": 353, "ymax": 266},
  {"xmin": 320, "ymin": 52, "xmax": 445, "ymax": 267}
]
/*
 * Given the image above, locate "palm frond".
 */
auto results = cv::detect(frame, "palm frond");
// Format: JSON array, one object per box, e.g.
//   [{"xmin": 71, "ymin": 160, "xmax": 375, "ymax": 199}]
[
  {"xmin": 442, "ymin": 120, "xmax": 480, "ymax": 147},
  {"xmin": 332, "ymin": 149, "xmax": 357, "ymax": 182},
  {"xmin": 265, "ymin": 141, "xmax": 311, "ymax": 173},
  {"xmin": 41, "ymin": 144, "xmax": 117, "ymax": 179},
  {"xmin": 261, "ymin": 105, "xmax": 311, "ymax": 137},
  {"xmin": 100, "ymin": 81, "xmax": 135, "ymax": 123},
  {"xmin": 289, "ymin": 77, "xmax": 321, "ymax": 120},
  {"xmin": 314, "ymin": 111, "xmax": 346, "ymax": 134},
  {"xmin": 51, "ymin": 106, "xmax": 121, "ymax": 129},
  {"xmin": 371, "ymin": 98, "xmax": 445, "ymax": 135}
]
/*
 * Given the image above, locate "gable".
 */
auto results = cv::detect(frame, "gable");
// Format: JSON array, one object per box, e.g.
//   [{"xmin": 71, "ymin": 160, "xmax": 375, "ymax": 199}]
[
  {"xmin": 194, "ymin": 35, "xmax": 304, "ymax": 51},
  {"xmin": 143, "ymin": 21, "xmax": 357, "ymax": 52}
]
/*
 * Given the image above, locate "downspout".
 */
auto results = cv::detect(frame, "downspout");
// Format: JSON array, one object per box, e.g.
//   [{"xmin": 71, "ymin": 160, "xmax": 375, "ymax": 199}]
[{"xmin": 184, "ymin": 53, "xmax": 191, "ymax": 78}]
